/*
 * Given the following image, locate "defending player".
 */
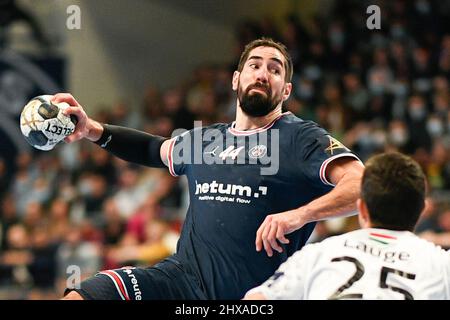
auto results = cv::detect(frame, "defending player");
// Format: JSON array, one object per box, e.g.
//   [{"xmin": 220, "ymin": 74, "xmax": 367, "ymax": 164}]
[
  {"xmin": 58, "ymin": 38, "xmax": 364, "ymax": 300},
  {"xmin": 244, "ymin": 152, "xmax": 450, "ymax": 300}
]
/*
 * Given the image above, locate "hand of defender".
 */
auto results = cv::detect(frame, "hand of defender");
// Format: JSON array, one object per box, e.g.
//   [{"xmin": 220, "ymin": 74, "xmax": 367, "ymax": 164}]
[
  {"xmin": 51, "ymin": 93, "xmax": 100, "ymax": 143},
  {"xmin": 255, "ymin": 209, "xmax": 306, "ymax": 257}
]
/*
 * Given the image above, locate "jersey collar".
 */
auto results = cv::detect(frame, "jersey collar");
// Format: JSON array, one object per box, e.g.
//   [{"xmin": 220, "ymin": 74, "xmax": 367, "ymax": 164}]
[{"xmin": 228, "ymin": 112, "xmax": 291, "ymax": 136}]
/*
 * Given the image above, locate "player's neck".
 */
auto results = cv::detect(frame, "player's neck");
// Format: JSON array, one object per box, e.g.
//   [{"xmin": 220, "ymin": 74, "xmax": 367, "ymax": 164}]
[{"xmin": 234, "ymin": 106, "xmax": 283, "ymax": 131}]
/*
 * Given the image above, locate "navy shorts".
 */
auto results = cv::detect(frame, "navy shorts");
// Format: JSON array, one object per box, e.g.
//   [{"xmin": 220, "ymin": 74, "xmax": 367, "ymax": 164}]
[{"xmin": 65, "ymin": 257, "xmax": 207, "ymax": 300}]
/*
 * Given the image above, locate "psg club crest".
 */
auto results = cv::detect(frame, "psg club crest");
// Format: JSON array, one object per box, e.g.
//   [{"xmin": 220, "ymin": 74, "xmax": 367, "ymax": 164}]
[{"xmin": 248, "ymin": 145, "xmax": 267, "ymax": 159}]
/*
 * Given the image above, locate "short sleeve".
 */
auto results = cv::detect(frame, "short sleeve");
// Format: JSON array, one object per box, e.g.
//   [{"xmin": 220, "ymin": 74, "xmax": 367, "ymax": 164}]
[
  {"xmin": 295, "ymin": 121, "xmax": 362, "ymax": 187},
  {"xmin": 166, "ymin": 129, "xmax": 195, "ymax": 177}
]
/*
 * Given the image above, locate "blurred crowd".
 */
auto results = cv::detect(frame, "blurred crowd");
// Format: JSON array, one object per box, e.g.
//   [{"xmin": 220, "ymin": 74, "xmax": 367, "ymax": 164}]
[{"xmin": 0, "ymin": 0, "xmax": 450, "ymax": 299}]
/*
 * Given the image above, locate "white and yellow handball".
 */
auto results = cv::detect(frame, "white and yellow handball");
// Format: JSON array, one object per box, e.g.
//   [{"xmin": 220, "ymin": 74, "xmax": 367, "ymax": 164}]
[{"xmin": 19, "ymin": 95, "xmax": 77, "ymax": 151}]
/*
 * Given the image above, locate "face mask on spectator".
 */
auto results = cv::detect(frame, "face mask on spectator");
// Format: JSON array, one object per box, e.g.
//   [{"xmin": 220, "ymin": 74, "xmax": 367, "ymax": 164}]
[
  {"xmin": 304, "ymin": 65, "xmax": 321, "ymax": 81},
  {"xmin": 358, "ymin": 133, "xmax": 374, "ymax": 148},
  {"xmin": 408, "ymin": 105, "xmax": 426, "ymax": 121},
  {"xmin": 296, "ymin": 81, "xmax": 314, "ymax": 100},
  {"xmin": 372, "ymin": 131, "xmax": 387, "ymax": 147},
  {"xmin": 79, "ymin": 180, "xmax": 93, "ymax": 196},
  {"xmin": 427, "ymin": 119, "xmax": 444, "ymax": 137},
  {"xmin": 414, "ymin": 79, "xmax": 432, "ymax": 92},
  {"xmin": 391, "ymin": 26, "xmax": 406, "ymax": 39},
  {"xmin": 390, "ymin": 129, "xmax": 408, "ymax": 146},
  {"xmin": 330, "ymin": 30, "xmax": 344, "ymax": 47},
  {"xmin": 392, "ymin": 83, "xmax": 408, "ymax": 96},
  {"xmin": 370, "ymin": 83, "xmax": 385, "ymax": 95}
]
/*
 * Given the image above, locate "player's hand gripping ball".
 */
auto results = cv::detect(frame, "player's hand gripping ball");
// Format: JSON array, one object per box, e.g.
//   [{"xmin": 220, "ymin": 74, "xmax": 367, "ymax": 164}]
[{"xmin": 20, "ymin": 95, "xmax": 77, "ymax": 151}]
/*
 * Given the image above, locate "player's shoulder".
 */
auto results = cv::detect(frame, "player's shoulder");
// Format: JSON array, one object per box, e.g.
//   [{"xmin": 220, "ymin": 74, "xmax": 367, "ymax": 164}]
[
  {"xmin": 277, "ymin": 112, "xmax": 328, "ymax": 137},
  {"xmin": 174, "ymin": 122, "xmax": 228, "ymax": 138},
  {"xmin": 342, "ymin": 228, "xmax": 448, "ymax": 256},
  {"xmin": 396, "ymin": 233, "xmax": 450, "ymax": 270},
  {"xmin": 288, "ymin": 232, "xmax": 352, "ymax": 266},
  {"xmin": 318, "ymin": 231, "xmax": 355, "ymax": 247},
  {"xmin": 301, "ymin": 232, "xmax": 351, "ymax": 253},
  {"xmin": 185, "ymin": 122, "xmax": 228, "ymax": 132},
  {"xmin": 306, "ymin": 229, "xmax": 370, "ymax": 252},
  {"xmin": 204, "ymin": 122, "xmax": 229, "ymax": 131},
  {"xmin": 408, "ymin": 234, "xmax": 450, "ymax": 256}
]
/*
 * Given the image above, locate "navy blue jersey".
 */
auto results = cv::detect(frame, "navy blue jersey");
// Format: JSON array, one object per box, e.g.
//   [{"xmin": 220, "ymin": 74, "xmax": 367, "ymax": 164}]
[{"xmin": 165, "ymin": 112, "xmax": 360, "ymax": 299}]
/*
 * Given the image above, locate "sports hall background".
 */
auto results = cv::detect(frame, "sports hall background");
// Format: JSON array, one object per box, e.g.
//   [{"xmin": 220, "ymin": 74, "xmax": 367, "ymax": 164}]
[{"xmin": 0, "ymin": 0, "xmax": 449, "ymax": 299}]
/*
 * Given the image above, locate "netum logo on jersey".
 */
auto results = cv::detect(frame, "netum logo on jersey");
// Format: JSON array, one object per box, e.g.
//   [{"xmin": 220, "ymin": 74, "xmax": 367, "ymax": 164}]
[
  {"xmin": 195, "ymin": 180, "xmax": 268, "ymax": 204},
  {"xmin": 171, "ymin": 121, "xmax": 279, "ymax": 176}
]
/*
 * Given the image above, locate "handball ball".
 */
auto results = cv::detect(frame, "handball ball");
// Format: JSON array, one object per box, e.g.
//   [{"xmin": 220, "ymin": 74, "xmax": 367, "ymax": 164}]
[{"xmin": 20, "ymin": 95, "xmax": 77, "ymax": 151}]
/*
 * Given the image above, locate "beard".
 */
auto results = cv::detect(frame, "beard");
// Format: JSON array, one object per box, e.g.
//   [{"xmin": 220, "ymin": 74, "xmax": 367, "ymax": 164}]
[{"xmin": 238, "ymin": 82, "xmax": 282, "ymax": 117}]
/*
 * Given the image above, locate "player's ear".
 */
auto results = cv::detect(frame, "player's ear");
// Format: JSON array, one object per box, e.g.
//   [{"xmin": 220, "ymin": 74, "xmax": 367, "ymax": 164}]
[
  {"xmin": 232, "ymin": 71, "xmax": 240, "ymax": 91},
  {"xmin": 282, "ymin": 82, "xmax": 292, "ymax": 101}
]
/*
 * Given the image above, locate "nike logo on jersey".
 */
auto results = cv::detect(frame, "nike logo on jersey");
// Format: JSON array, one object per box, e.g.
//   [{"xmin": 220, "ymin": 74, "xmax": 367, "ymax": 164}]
[{"xmin": 203, "ymin": 146, "xmax": 219, "ymax": 156}]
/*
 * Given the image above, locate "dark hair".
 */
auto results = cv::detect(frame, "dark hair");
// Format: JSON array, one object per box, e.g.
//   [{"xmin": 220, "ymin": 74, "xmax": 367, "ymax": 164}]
[
  {"xmin": 237, "ymin": 38, "xmax": 293, "ymax": 82},
  {"xmin": 361, "ymin": 152, "xmax": 426, "ymax": 231}
]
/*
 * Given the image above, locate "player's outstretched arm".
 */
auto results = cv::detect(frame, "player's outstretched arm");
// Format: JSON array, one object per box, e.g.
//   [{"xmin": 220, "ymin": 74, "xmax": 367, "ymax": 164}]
[
  {"xmin": 256, "ymin": 157, "xmax": 364, "ymax": 256},
  {"xmin": 52, "ymin": 93, "xmax": 170, "ymax": 168}
]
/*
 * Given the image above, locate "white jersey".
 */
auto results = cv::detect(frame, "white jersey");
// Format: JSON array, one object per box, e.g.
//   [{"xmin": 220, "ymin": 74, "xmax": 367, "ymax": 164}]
[{"xmin": 247, "ymin": 228, "xmax": 450, "ymax": 300}]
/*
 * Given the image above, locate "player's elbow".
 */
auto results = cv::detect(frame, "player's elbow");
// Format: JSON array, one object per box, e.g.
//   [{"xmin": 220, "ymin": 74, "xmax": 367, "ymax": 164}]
[
  {"xmin": 348, "ymin": 163, "xmax": 364, "ymax": 183},
  {"xmin": 334, "ymin": 161, "xmax": 364, "ymax": 189}
]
